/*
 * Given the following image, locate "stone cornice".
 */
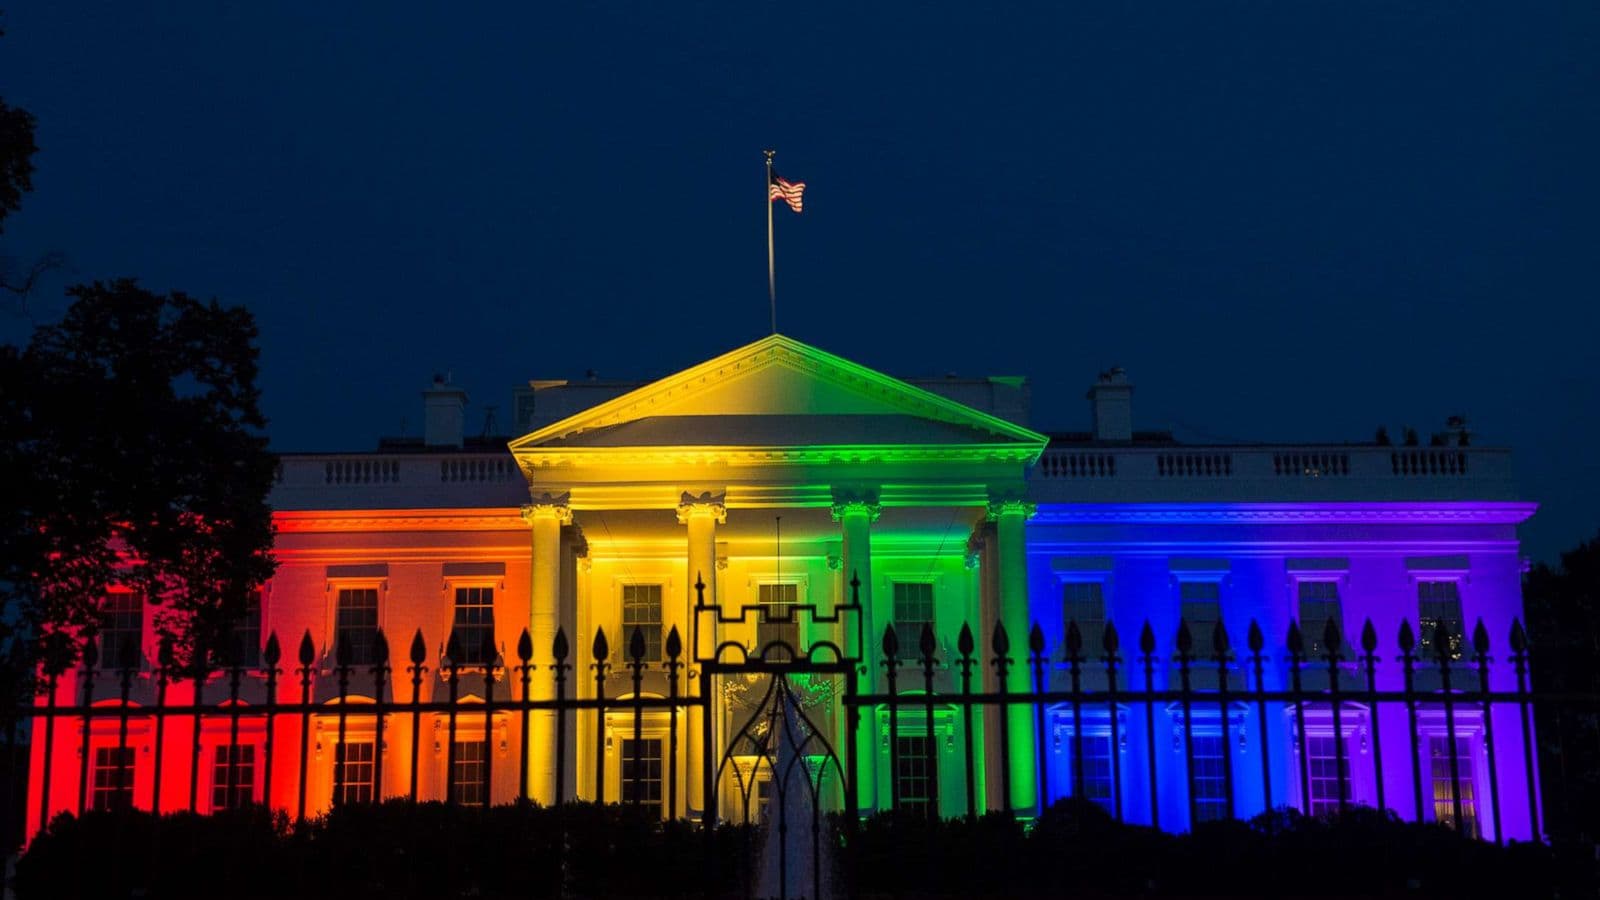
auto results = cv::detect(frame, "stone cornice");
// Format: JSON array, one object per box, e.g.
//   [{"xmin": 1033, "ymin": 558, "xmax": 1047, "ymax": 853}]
[
  {"xmin": 274, "ymin": 509, "xmax": 528, "ymax": 534},
  {"xmin": 1029, "ymin": 502, "xmax": 1539, "ymax": 526}
]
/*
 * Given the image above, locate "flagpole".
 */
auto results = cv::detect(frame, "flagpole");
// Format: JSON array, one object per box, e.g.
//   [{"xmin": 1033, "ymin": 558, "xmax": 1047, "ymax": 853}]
[{"xmin": 765, "ymin": 149, "xmax": 776, "ymax": 334}]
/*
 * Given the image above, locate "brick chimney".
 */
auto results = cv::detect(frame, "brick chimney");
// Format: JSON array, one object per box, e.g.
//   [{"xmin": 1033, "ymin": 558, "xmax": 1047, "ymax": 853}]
[
  {"xmin": 1087, "ymin": 368, "xmax": 1133, "ymax": 442},
  {"xmin": 422, "ymin": 374, "xmax": 469, "ymax": 448}
]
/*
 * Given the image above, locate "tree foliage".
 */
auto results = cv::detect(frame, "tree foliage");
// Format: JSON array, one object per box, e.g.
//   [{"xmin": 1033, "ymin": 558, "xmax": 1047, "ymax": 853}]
[
  {"xmin": 1524, "ymin": 532, "xmax": 1600, "ymax": 842},
  {"xmin": 3, "ymin": 279, "xmax": 277, "ymax": 680},
  {"xmin": 0, "ymin": 95, "xmax": 35, "ymax": 235}
]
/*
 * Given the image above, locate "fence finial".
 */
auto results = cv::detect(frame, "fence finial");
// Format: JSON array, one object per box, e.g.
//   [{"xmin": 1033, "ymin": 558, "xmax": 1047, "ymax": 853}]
[
  {"xmin": 1398, "ymin": 619, "xmax": 1416, "ymax": 655},
  {"xmin": 1139, "ymin": 621, "xmax": 1156, "ymax": 656},
  {"xmin": 298, "ymin": 630, "xmax": 317, "ymax": 668},
  {"xmin": 957, "ymin": 623, "xmax": 975, "ymax": 659},
  {"xmin": 1360, "ymin": 619, "xmax": 1378, "ymax": 655},
  {"xmin": 517, "ymin": 628, "xmax": 533, "ymax": 664},
  {"xmin": 408, "ymin": 628, "xmax": 427, "ymax": 667}
]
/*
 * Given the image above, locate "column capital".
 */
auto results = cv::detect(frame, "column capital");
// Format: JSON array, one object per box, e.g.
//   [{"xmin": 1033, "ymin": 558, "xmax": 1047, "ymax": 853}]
[
  {"xmin": 985, "ymin": 498, "xmax": 1037, "ymax": 522},
  {"xmin": 830, "ymin": 500, "xmax": 881, "ymax": 523},
  {"xmin": 676, "ymin": 490, "xmax": 727, "ymax": 525},
  {"xmin": 522, "ymin": 491, "xmax": 573, "ymax": 525}
]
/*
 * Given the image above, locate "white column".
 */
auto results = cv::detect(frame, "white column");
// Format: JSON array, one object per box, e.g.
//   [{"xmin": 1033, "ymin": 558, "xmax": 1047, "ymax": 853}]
[
  {"xmin": 523, "ymin": 493, "xmax": 571, "ymax": 806},
  {"xmin": 989, "ymin": 498, "xmax": 1038, "ymax": 815},
  {"xmin": 677, "ymin": 491, "xmax": 725, "ymax": 821},
  {"xmin": 834, "ymin": 497, "xmax": 879, "ymax": 815}
]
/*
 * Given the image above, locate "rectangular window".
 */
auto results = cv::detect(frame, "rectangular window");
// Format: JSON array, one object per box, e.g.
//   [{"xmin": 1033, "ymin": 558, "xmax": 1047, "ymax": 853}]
[
  {"xmin": 1305, "ymin": 735, "xmax": 1351, "ymax": 816},
  {"xmin": 1179, "ymin": 582, "xmax": 1222, "ymax": 654},
  {"xmin": 1062, "ymin": 582, "xmax": 1106, "ymax": 658},
  {"xmin": 211, "ymin": 744, "xmax": 256, "ymax": 811},
  {"xmin": 1190, "ymin": 734, "xmax": 1227, "ymax": 823},
  {"xmin": 620, "ymin": 584, "xmax": 663, "ymax": 663},
  {"xmin": 1298, "ymin": 581, "xmax": 1344, "ymax": 659},
  {"xmin": 334, "ymin": 741, "xmax": 376, "ymax": 805},
  {"xmin": 229, "ymin": 592, "xmax": 262, "ymax": 669},
  {"xmin": 98, "ymin": 592, "xmax": 143, "ymax": 671},
  {"xmin": 91, "ymin": 746, "xmax": 135, "ymax": 811},
  {"xmin": 451, "ymin": 586, "xmax": 497, "ymax": 665},
  {"xmin": 1070, "ymin": 732, "xmax": 1116, "ymax": 812},
  {"xmin": 1418, "ymin": 581, "xmax": 1464, "ymax": 660},
  {"xmin": 621, "ymin": 738, "xmax": 663, "ymax": 818},
  {"xmin": 453, "ymin": 740, "xmax": 488, "ymax": 807},
  {"xmin": 894, "ymin": 735, "xmax": 934, "ymax": 817},
  {"xmin": 756, "ymin": 583, "xmax": 799, "ymax": 654},
  {"xmin": 1429, "ymin": 736, "xmax": 1479, "ymax": 838},
  {"xmin": 335, "ymin": 588, "xmax": 380, "ymax": 667},
  {"xmin": 892, "ymin": 582, "xmax": 936, "ymax": 645}
]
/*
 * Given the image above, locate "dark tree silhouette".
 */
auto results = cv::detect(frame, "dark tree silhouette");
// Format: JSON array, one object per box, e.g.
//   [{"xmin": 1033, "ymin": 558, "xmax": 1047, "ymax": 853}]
[{"xmin": 1524, "ymin": 532, "xmax": 1600, "ymax": 841}]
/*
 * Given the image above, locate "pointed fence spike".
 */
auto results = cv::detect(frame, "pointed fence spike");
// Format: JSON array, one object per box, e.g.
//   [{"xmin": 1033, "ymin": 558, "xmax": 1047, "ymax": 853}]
[
  {"xmin": 1212, "ymin": 620, "xmax": 1230, "ymax": 656},
  {"xmin": 1029, "ymin": 623, "xmax": 1046, "ymax": 656},
  {"xmin": 263, "ymin": 632, "xmax": 282, "ymax": 667},
  {"xmin": 517, "ymin": 628, "xmax": 534, "ymax": 664},
  {"xmin": 1139, "ymin": 621, "xmax": 1157, "ymax": 655},
  {"xmin": 409, "ymin": 628, "xmax": 428, "ymax": 666},
  {"xmin": 850, "ymin": 570, "xmax": 861, "ymax": 605},
  {"xmin": 1398, "ymin": 619, "xmax": 1416, "ymax": 653},
  {"xmin": 919, "ymin": 623, "xmax": 936, "ymax": 661},
  {"xmin": 694, "ymin": 572, "xmax": 706, "ymax": 604},
  {"xmin": 593, "ymin": 627, "xmax": 609, "ymax": 662},
  {"xmin": 1247, "ymin": 619, "xmax": 1264, "ymax": 654},
  {"xmin": 1509, "ymin": 618, "xmax": 1527, "ymax": 653},
  {"xmin": 81, "ymin": 635, "xmax": 99, "ymax": 670},
  {"xmin": 480, "ymin": 631, "xmax": 498, "ymax": 666},
  {"xmin": 1175, "ymin": 618, "xmax": 1193, "ymax": 655},
  {"xmin": 1472, "ymin": 618, "xmax": 1491, "ymax": 657},
  {"xmin": 629, "ymin": 625, "xmax": 646, "ymax": 662},
  {"xmin": 991, "ymin": 621, "xmax": 1010, "ymax": 656},
  {"xmin": 299, "ymin": 630, "xmax": 317, "ymax": 667},
  {"xmin": 1360, "ymin": 619, "xmax": 1378, "ymax": 654},
  {"xmin": 335, "ymin": 631, "xmax": 352, "ymax": 668},
  {"xmin": 373, "ymin": 631, "xmax": 391, "ymax": 667},
  {"xmin": 445, "ymin": 631, "xmax": 464, "ymax": 665},
  {"xmin": 957, "ymin": 623, "xmax": 975, "ymax": 658},
  {"xmin": 882, "ymin": 623, "xmax": 900, "ymax": 659},
  {"xmin": 1433, "ymin": 618, "xmax": 1455, "ymax": 662},
  {"xmin": 1101, "ymin": 620, "xmax": 1119, "ymax": 656},
  {"xmin": 1322, "ymin": 618, "xmax": 1342, "ymax": 654},
  {"xmin": 552, "ymin": 627, "xmax": 570, "ymax": 662},
  {"xmin": 665, "ymin": 625, "xmax": 682, "ymax": 661},
  {"xmin": 1066, "ymin": 620, "xmax": 1084, "ymax": 657},
  {"xmin": 1286, "ymin": 619, "xmax": 1304, "ymax": 657}
]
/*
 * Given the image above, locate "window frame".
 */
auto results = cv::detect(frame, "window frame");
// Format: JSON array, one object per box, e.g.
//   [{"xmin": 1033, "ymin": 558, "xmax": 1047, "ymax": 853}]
[
  {"xmin": 890, "ymin": 580, "xmax": 937, "ymax": 647},
  {"xmin": 1059, "ymin": 578, "xmax": 1109, "ymax": 660},
  {"xmin": 330, "ymin": 582, "xmax": 384, "ymax": 668},
  {"xmin": 1285, "ymin": 702, "xmax": 1375, "ymax": 816},
  {"xmin": 1049, "ymin": 705, "xmax": 1126, "ymax": 813},
  {"xmin": 619, "ymin": 582, "xmax": 665, "ymax": 664},
  {"xmin": 210, "ymin": 743, "xmax": 258, "ymax": 811},
  {"xmin": 97, "ymin": 590, "xmax": 145, "ymax": 672},
  {"xmin": 449, "ymin": 583, "xmax": 499, "ymax": 667},
  {"xmin": 91, "ymin": 745, "xmax": 136, "ymax": 811}
]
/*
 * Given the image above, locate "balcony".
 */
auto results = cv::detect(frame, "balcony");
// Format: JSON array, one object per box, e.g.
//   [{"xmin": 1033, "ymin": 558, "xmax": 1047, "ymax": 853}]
[{"xmin": 271, "ymin": 452, "xmax": 528, "ymax": 511}]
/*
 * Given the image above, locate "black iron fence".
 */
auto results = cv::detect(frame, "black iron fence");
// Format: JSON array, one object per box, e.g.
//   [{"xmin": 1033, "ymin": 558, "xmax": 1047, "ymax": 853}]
[{"xmin": 15, "ymin": 580, "xmax": 1565, "ymax": 865}]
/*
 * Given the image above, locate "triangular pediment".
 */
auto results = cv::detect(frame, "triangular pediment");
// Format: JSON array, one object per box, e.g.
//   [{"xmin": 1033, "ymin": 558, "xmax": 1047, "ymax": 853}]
[{"xmin": 509, "ymin": 334, "xmax": 1047, "ymax": 453}]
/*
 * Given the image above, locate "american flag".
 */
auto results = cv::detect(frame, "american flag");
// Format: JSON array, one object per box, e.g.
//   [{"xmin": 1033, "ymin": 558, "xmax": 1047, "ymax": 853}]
[{"xmin": 768, "ymin": 168, "xmax": 805, "ymax": 213}]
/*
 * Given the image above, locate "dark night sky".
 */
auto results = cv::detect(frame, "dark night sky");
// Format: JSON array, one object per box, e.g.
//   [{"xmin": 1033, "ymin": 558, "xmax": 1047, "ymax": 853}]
[{"xmin": 3, "ymin": 4, "xmax": 1596, "ymax": 561}]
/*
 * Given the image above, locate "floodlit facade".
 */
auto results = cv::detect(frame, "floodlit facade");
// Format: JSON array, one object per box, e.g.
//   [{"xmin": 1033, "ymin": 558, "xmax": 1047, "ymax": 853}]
[{"xmin": 26, "ymin": 334, "xmax": 1539, "ymax": 840}]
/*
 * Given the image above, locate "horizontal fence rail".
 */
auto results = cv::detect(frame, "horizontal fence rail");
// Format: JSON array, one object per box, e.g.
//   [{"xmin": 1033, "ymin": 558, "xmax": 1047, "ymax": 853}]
[{"xmin": 23, "ymin": 597, "xmax": 1548, "ymax": 857}]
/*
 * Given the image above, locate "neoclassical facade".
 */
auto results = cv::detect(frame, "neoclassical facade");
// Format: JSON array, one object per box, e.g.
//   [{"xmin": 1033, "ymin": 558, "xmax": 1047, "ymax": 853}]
[{"xmin": 27, "ymin": 334, "xmax": 1538, "ymax": 840}]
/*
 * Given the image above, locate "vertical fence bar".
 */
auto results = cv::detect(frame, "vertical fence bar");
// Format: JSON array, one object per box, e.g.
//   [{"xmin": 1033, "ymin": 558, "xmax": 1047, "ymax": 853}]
[
  {"xmin": 1472, "ymin": 621, "xmax": 1502, "ymax": 844},
  {"xmin": 1213, "ymin": 622, "xmax": 1234, "ymax": 822},
  {"xmin": 371, "ymin": 634, "xmax": 390, "ymax": 804},
  {"xmin": 1028, "ymin": 625, "xmax": 1049, "ymax": 810},
  {"xmin": 920, "ymin": 624, "xmax": 939, "ymax": 821},
  {"xmin": 1510, "ymin": 620, "xmax": 1540, "ymax": 840},
  {"xmin": 444, "ymin": 637, "xmax": 462, "ymax": 807},
  {"xmin": 593, "ymin": 628, "xmax": 610, "ymax": 805},
  {"xmin": 1103, "ymin": 623, "xmax": 1124, "ymax": 823},
  {"xmin": 667, "ymin": 626, "xmax": 682, "ymax": 819},
  {"xmin": 1177, "ymin": 621, "xmax": 1197, "ymax": 828},
  {"xmin": 992, "ymin": 623, "xmax": 1012, "ymax": 817},
  {"xmin": 884, "ymin": 625, "xmax": 900, "ymax": 812},
  {"xmin": 38, "ymin": 670, "xmax": 58, "ymax": 833},
  {"xmin": 1247, "ymin": 622, "xmax": 1271, "ymax": 815},
  {"xmin": 334, "ymin": 639, "xmax": 353, "ymax": 807},
  {"xmin": 77, "ymin": 641, "xmax": 97, "ymax": 816},
  {"xmin": 189, "ymin": 653, "xmax": 205, "ymax": 814},
  {"xmin": 407, "ymin": 629, "xmax": 426, "ymax": 803},
  {"xmin": 1140, "ymin": 623, "xmax": 1158, "ymax": 828},
  {"xmin": 1360, "ymin": 621, "xmax": 1384, "ymax": 814},
  {"xmin": 1287, "ymin": 622, "xmax": 1310, "ymax": 815},
  {"xmin": 516, "ymin": 629, "xmax": 533, "ymax": 803},
  {"xmin": 1326, "ymin": 620, "xmax": 1346, "ymax": 817},
  {"xmin": 553, "ymin": 628, "xmax": 570, "ymax": 807},
  {"xmin": 1438, "ymin": 622, "xmax": 1463, "ymax": 832},
  {"xmin": 296, "ymin": 631, "xmax": 315, "ymax": 824},
  {"xmin": 482, "ymin": 634, "xmax": 497, "ymax": 808},
  {"xmin": 1066, "ymin": 622, "xmax": 1086, "ymax": 804},
  {"xmin": 628, "ymin": 627, "xmax": 645, "ymax": 809},
  {"xmin": 957, "ymin": 624, "xmax": 977, "ymax": 822},
  {"xmin": 263, "ymin": 635, "xmax": 281, "ymax": 810},
  {"xmin": 226, "ymin": 660, "xmax": 243, "ymax": 810},
  {"xmin": 116, "ymin": 656, "xmax": 134, "ymax": 810},
  {"xmin": 153, "ymin": 643, "xmax": 173, "ymax": 817},
  {"xmin": 1399, "ymin": 621, "xmax": 1423, "ymax": 825}
]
